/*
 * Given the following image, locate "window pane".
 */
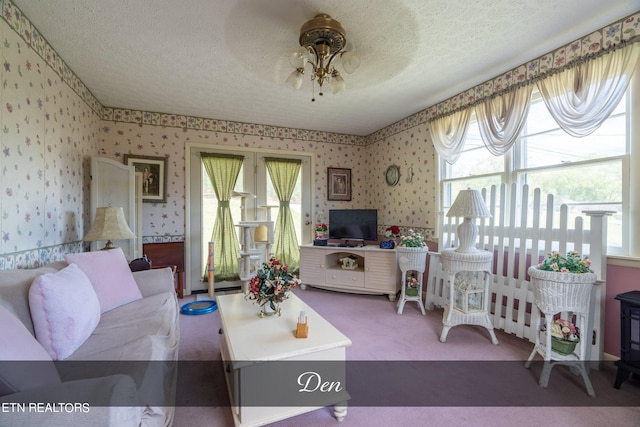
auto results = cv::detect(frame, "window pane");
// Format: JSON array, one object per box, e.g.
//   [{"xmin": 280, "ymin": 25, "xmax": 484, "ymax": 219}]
[
  {"xmin": 519, "ymin": 160, "xmax": 622, "ymax": 249},
  {"xmin": 442, "ymin": 176, "xmax": 502, "ymax": 210},
  {"xmin": 449, "ymin": 122, "xmax": 503, "ymax": 178},
  {"xmin": 523, "ymin": 102, "xmax": 626, "ymax": 169}
]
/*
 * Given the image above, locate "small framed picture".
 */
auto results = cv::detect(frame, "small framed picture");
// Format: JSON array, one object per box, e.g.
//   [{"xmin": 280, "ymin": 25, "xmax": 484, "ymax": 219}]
[
  {"xmin": 327, "ymin": 167, "xmax": 351, "ymax": 201},
  {"xmin": 124, "ymin": 154, "xmax": 168, "ymax": 203}
]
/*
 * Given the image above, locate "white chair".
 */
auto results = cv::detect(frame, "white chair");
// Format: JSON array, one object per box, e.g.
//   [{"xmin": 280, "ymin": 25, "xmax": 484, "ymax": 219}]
[{"xmin": 525, "ymin": 272, "xmax": 595, "ymax": 397}]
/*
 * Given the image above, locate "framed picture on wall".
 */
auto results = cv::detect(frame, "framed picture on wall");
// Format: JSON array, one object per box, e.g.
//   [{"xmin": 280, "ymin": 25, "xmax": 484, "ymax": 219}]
[
  {"xmin": 327, "ymin": 167, "xmax": 351, "ymax": 201},
  {"xmin": 124, "ymin": 154, "xmax": 168, "ymax": 203}
]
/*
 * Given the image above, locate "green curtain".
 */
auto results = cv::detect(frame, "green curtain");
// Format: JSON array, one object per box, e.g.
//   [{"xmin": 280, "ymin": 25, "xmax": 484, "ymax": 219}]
[
  {"xmin": 201, "ymin": 153, "xmax": 244, "ymax": 281},
  {"xmin": 265, "ymin": 157, "xmax": 301, "ymax": 271}
]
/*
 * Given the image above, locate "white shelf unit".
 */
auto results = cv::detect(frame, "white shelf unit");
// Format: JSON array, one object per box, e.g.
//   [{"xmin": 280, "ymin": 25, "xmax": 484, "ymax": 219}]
[{"xmin": 299, "ymin": 244, "xmax": 400, "ymax": 301}]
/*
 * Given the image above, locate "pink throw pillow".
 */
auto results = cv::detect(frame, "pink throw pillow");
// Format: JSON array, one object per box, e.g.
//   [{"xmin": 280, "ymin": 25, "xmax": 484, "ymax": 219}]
[
  {"xmin": 0, "ymin": 304, "xmax": 62, "ymax": 395},
  {"xmin": 65, "ymin": 248, "xmax": 142, "ymax": 313},
  {"xmin": 29, "ymin": 263, "xmax": 101, "ymax": 360}
]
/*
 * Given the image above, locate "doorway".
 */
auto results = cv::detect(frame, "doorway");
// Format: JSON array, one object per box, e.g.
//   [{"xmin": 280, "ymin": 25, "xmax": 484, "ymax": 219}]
[{"xmin": 185, "ymin": 144, "xmax": 313, "ymax": 294}]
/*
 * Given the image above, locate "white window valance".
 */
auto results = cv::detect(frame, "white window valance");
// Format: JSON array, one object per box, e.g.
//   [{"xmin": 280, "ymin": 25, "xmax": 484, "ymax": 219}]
[
  {"xmin": 475, "ymin": 84, "xmax": 533, "ymax": 156},
  {"xmin": 430, "ymin": 108, "xmax": 471, "ymax": 164},
  {"xmin": 537, "ymin": 42, "xmax": 640, "ymax": 137},
  {"xmin": 431, "ymin": 42, "xmax": 639, "ymax": 163}
]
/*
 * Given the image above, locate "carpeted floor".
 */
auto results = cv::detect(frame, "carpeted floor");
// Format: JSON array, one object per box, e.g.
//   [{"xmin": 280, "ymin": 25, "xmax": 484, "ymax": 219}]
[{"xmin": 173, "ymin": 286, "xmax": 640, "ymax": 427}]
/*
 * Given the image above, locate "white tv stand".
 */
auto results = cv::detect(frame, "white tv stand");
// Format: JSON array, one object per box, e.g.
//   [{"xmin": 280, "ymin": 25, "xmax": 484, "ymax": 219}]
[{"xmin": 299, "ymin": 244, "xmax": 400, "ymax": 301}]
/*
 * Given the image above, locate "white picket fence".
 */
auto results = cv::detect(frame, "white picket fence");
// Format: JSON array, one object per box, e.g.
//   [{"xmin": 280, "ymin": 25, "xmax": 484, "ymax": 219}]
[{"xmin": 425, "ymin": 183, "xmax": 612, "ymax": 361}]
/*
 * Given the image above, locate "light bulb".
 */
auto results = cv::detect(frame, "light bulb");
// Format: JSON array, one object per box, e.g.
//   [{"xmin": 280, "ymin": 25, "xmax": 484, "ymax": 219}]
[
  {"xmin": 341, "ymin": 51, "xmax": 360, "ymax": 74},
  {"xmin": 290, "ymin": 46, "xmax": 309, "ymax": 69},
  {"xmin": 330, "ymin": 72, "xmax": 346, "ymax": 94},
  {"xmin": 286, "ymin": 69, "xmax": 304, "ymax": 90}
]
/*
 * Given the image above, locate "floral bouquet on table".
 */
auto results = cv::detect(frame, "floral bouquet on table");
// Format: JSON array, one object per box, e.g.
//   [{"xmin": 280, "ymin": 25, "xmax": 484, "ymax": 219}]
[
  {"xmin": 536, "ymin": 250, "xmax": 593, "ymax": 274},
  {"xmin": 246, "ymin": 257, "xmax": 301, "ymax": 314},
  {"xmin": 398, "ymin": 229, "xmax": 426, "ymax": 247}
]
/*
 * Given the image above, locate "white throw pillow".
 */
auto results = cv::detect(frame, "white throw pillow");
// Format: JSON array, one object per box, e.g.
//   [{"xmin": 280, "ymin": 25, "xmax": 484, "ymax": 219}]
[
  {"xmin": 65, "ymin": 247, "xmax": 142, "ymax": 313},
  {"xmin": 0, "ymin": 304, "xmax": 62, "ymax": 396},
  {"xmin": 29, "ymin": 263, "xmax": 101, "ymax": 360}
]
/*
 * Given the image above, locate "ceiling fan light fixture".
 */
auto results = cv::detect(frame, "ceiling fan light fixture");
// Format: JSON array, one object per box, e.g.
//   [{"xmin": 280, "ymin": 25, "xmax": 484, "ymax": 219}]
[{"xmin": 288, "ymin": 13, "xmax": 359, "ymax": 99}]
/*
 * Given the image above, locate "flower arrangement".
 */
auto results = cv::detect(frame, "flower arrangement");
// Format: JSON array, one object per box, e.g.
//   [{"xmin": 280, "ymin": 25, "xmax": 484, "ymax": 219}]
[
  {"xmin": 537, "ymin": 251, "xmax": 593, "ymax": 274},
  {"xmin": 398, "ymin": 229, "xmax": 426, "ymax": 247},
  {"xmin": 245, "ymin": 257, "xmax": 301, "ymax": 313},
  {"xmin": 550, "ymin": 318, "xmax": 580, "ymax": 343},
  {"xmin": 385, "ymin": 225, "xmax": 400, "ymax": 238},
  {"xmin": 405, "ymin": 274, "xmax": 419, "ymax": 297},
  {"xmin": 406, "ymin": 274, "xmax": 418, "ymax": 288},
  {"xmin": 314, "ymin": 223, "xmax": 328, "ymax": 239}
]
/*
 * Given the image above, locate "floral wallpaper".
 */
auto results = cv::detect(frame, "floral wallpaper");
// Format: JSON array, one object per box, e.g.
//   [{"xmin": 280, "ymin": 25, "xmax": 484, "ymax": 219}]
[
  {"xmin": 0, "ymin": 0, "xmax": 636, "ymax": 269},
  {"xmin": 367, "ymin": 126, "xmax": 437, "ymax": 241},
  {"xmin": 0, "ymin": 7, "xmax": 100, "ymax": 269},
  {"xmin": 97, "ymin": 122, "xmax": 376, "ymax": 240}
]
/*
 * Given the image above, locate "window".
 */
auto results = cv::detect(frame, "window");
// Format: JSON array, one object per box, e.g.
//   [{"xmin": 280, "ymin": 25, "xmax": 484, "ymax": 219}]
[{"xmin": 440, "ymin": 88, "xmax": 629, "ymax": 255}]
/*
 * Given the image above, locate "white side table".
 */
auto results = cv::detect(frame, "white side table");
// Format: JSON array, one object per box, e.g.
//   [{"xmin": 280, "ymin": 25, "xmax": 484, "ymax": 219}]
[
  {"xmin": 524, "ymin": 266, "xmax": 596, "ymax": 396},
  {"xmin": 396, "ymin": 247, "xmax": 428, "ymax": 315},
  {"xmin": 439, "ymin": 248, "xmax": 499, "ymax": 345}
]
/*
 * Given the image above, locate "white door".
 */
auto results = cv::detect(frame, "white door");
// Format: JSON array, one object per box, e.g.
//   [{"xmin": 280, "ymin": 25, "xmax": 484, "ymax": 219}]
[
  {"xmin": 90, "ymin": 157, "xmax": 142, "ymax": 260},
  {"xmin": 186, "ymin": 145, "xmax": 313, "ymax": 294}
]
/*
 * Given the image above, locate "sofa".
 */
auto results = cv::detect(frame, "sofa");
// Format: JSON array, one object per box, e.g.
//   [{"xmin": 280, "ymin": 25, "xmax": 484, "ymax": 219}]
[{"xmin": 0, "ymin": 248, "xmax": 180, "ymax": 427}]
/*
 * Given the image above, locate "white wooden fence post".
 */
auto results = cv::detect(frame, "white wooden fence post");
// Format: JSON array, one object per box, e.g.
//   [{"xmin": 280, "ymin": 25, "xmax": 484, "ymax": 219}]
[{"xmin": 583, "ymin": 210, "xmax": 615, "ymax": 367}]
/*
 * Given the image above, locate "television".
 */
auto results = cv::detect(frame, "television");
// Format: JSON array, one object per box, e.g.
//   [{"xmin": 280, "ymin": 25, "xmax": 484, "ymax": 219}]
[{"xmin": 329, "ymin": 209, "xmax": 378, "ymax": 242}]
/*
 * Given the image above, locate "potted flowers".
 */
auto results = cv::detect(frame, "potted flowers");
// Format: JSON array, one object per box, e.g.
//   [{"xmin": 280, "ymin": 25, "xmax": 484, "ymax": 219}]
[
  {"xmin": 382, "ymin": 225, "xmax": 401, "ymax": 248},
  {"xmin": 528, "ymin": 251, "xmax": 596, "ymax": 355},
  {"xmin": 398, "ymin": 229, "xmax": 427, "ymax": 248},
  {"xmin": 385, "ymin": 225, "xmax": 400, "ymax": 239},
  {"xmin": 405, "ymin": 273, "xmax": 419, "ymax": 297},
  {"xmin": 549, "ymin": 318, "xmax": 580, "ymax": 355},
  {"xmin": 396, "ymin": 229, "xmax": 428, "ymax": 272},
  {"xmin": 535, "ymin": 250, "xmax": 593, "ymax": 274},
  {"xmin": 528, "ymin": 251, "xmax": 596, "ymax": 291},
  {"xmin": 314, "ymin": 223, "xmax": 328, "ymax": 240},
  {"xmin": 245, "ymin": 257, "xmax": 301, "ymax": 317}
]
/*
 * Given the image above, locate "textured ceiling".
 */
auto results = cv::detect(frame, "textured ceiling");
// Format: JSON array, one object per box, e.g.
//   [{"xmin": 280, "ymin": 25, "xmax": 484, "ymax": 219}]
[{"xmin": 12, "ymin": 0, "xmax": 640, "ymax": 136}]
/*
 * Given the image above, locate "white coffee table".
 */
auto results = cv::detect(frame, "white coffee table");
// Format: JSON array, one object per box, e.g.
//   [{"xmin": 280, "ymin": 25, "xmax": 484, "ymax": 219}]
[{"xmin": 217, "ymin": 292, "xmax": 352, "ymax": 427}]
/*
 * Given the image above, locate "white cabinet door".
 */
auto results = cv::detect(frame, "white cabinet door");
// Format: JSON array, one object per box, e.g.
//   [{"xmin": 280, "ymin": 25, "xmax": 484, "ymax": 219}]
[
  {"xmin": 364, "ymin": 249, "xmax": 399, "ymax": 291},
  {"xmin": 90, "ymin": 157, "xmax": 142, "ymax": 260},
  {"xmin": 299, "ymin": 246, "xmax": 325, "ymax": 285}
]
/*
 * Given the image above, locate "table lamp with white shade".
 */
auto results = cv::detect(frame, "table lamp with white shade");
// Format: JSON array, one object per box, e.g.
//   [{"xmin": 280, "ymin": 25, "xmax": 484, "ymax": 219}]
[
  {"xmin": 446, "ymin": 189, "xmax": 492, "ymax": 253},
  {"xmin": 83, "ymin": 206, "xmax": 136, "ymax": 250}
]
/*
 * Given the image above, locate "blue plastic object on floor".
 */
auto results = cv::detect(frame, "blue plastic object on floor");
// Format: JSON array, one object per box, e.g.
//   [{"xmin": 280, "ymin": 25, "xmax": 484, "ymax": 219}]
[{"xmin": 180, "ymin": 300, "xmax": 217, "ymax": 315}]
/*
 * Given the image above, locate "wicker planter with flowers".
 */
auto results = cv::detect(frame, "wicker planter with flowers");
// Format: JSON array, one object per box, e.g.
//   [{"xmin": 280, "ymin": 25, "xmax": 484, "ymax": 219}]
[{"xmin": 528, "ymin": 251, "xmax": 596, "ymax": 356}]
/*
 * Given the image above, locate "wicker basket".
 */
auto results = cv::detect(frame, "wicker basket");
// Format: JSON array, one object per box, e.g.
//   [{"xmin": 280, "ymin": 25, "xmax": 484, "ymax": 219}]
[
  {"xmin": 397, "ymin": 246, "xmax": 428, "ymax": 272},
  {"xmin": 528, "ymin": 266, "xmax": 596, "ymax": 314}
]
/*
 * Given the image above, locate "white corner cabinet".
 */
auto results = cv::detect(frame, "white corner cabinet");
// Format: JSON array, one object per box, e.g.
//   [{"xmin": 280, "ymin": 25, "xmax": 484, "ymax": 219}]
[{"xmin": 299, "ymin": 244, "xmax": 400, "ymax": 301}]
